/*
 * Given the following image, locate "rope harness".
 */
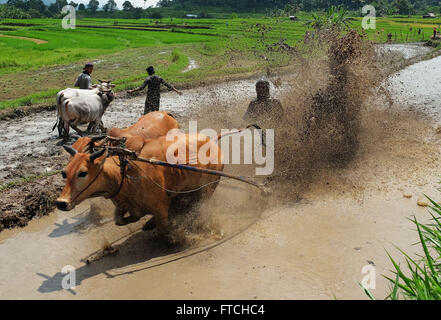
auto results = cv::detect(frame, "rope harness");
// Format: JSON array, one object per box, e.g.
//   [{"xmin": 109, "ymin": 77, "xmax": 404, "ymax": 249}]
[
  {"xmin": 70, "ymin": 164, "xmax": 105, "ymax": 204},
  {"xmin": 83, "ymin": 135, "xmax": 267, "ymax": 196},
  {"xmin": 109, "ymin": 153, "xmax": 128, "ymax": 199}
]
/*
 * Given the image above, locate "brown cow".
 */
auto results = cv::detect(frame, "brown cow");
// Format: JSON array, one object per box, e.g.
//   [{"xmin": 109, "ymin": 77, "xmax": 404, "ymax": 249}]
[
  {"xmin": 107, "ymin": 111, "xmax": 179, "ymax": 140},
  {"xmin": 55, "ymin": 133, "xmax": 224, "ymax": 236},
  {"xmin": 71, "ymin": 111, "xmax": 180, "ymax": 153}
]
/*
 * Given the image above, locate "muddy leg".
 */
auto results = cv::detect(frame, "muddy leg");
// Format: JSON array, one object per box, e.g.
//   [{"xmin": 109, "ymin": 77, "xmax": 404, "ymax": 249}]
[
  {"xmin": 58, "ymin": 118, "xmax": 64, "ymax": 138},
  {"xmin": 87, "ymin": 121, "xmax": 99, "ymax": 135},
  {"xmin": 142, "ymin": 217, "xmax": 156, "ymax": 231},
  {"xmin": 155, "ymin": 206, "xmax": 170, "ymax": 236},
  {"xmin": 71, "ymin": 123, "xmax": 85, "ymax": 136},
  {"xmin": 114, "ymin": 207, "xmax": 141, "ymax": 226},
  {"xmin": 98, "ymin": 120, "xmax": 106, "ymax": 134},
  {"xmin": 114, "ymin": 207, "xmax": 127, "ymax": 226},
  {"xmin": 63, "ymin": 121, "xmax": 71, "ymax": 141},
  {"xmin": 86, "ymin": 122, "xmax": 94, "ymax": 134}
]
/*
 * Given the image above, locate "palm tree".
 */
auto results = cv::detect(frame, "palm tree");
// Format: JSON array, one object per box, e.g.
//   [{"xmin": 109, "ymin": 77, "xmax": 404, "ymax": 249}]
[{"xmin": 305, "ymin": 5, "xmax": 351, "ymax": 32}]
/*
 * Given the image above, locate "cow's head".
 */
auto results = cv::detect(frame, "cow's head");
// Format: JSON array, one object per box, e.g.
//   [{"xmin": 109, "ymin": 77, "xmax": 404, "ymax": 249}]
[
  {"xmin": 94, "ymin": 80, "xmax": 116, "ymax": 106},
  {"xmin": 55, "ymin": 145, "xmax": 109, "ymax": 211}
]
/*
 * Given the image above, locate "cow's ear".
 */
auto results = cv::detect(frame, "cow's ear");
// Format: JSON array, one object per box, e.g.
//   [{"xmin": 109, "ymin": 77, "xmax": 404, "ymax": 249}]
[
  {"xmin": 109, "ymin": 84, "xmax": 116, "ymax": 89},
  {"xmin": 97, "ymin": 91, "xmax": 103, "ymax": 97}
]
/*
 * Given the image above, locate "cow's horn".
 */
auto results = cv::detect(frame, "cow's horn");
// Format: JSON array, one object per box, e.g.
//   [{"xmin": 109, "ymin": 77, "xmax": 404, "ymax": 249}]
[
  {"xmin": 63, "ymin": 145, "xmax": 77, "ymax": 156},
  {"xmin": 90, "ymin": 148, "xmax": 106, "ymax": 162},
  {"xmin": 98, "ymin": 79, "xmax": 103, "ymax": 83},
  {"xmin": 90, "ymin": 135, "xmax": 107, "ymax": 143}
]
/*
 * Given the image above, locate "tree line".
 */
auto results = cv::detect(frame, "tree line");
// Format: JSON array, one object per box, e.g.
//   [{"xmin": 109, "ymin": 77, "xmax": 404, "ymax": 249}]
[
  {"xmin": 0, "ymin": 0, "xmax": 166, "ymax": 18},
  {"xmin": 158, "ymin": 0, "xmax": 441, "ymax": 15},
  {"xmin": 1, "ymin": 0, "xmax": 441, "ymax": 19}
]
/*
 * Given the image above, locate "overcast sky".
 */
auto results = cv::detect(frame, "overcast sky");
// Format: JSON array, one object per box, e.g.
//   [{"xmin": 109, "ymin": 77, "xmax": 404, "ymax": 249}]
[
  {"xmin": 73, "ymin": 0, "xmax": 159, "ymax": 9},
  {"xmin": 0, "ymin": 0, "xmax": 161, "ymax": 9}
]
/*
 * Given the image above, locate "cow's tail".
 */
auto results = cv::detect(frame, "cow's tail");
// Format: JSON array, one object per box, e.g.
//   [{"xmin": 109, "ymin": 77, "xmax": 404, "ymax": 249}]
[
  {"xmin": 52, "ymin": 117, "xmax": 59, "ymax": 132},
  {"xmin": 51, "ymin": 117, "xmax": 58, "ymax": 132},
  {"xmin": 215, "ymin": 124, "xmax": 266, "ymax": 147}
]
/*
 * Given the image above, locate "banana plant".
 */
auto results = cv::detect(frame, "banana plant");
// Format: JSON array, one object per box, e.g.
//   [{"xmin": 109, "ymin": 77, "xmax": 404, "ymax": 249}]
[{"xmin": 304, "ymin": 5, "xmax": 352, "ymax": 32}]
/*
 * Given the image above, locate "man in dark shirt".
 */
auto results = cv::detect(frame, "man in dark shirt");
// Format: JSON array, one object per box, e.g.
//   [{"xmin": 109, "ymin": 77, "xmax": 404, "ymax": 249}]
[
  {"xmin": 243, "ymin": 79, "xmax": 284, "ymax": 125},
  {"xmin": 74, "ymin": 63, "xmax": 94, "ymax": 89},
  {"xmin": 128, "ymin": 66, "xmax": 182, "ymax": 114}
]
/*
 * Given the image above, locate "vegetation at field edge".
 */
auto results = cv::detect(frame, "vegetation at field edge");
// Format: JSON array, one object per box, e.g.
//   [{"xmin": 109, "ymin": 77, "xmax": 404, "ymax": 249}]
[{"xmin": 363, "ymin": 193, "xmax": 441, "ymax": 300}]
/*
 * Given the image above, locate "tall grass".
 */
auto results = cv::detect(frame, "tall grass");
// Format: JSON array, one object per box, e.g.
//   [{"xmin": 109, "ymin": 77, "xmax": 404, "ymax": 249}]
[
  {"xmin": 364, "ymin": 193, "xmax": 441, "ymax": 300},
  {"xmin": 171, "ymin": 48, "xmax": 181, "ymax": 62}
]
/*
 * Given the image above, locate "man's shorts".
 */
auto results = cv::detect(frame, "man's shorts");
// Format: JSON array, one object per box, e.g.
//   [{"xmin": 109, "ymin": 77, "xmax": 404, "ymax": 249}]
[{"xmin": 144, "ymin": 99, "xmax": 160, "ymax": 114}]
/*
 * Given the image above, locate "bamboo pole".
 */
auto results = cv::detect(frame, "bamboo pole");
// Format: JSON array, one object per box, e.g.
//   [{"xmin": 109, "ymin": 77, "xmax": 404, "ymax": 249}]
[{"xmin": 104, "ymin": 147, "xmax": 266, "ymax": 190}]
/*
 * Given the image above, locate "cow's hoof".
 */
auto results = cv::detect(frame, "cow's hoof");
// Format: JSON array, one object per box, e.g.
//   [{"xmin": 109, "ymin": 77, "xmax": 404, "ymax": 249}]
[
  {"xmin": 142, "ymin": 219, "xmax": 156, "ymax": 231},
  {"xmin": 157, "ymin": 233, "xmax": 179, "ymax": 249}
]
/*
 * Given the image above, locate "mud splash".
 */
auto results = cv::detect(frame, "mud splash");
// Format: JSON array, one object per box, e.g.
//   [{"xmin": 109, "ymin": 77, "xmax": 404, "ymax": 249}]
[{"xmin": 263, "ymin": 30, "xmax": 379, "ymax": 204}]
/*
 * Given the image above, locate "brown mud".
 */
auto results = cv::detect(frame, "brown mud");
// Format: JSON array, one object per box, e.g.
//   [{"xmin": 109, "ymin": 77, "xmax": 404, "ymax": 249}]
[{"xmin": 0, "ymin": 175, "xmax": 63, "ymax": 232}]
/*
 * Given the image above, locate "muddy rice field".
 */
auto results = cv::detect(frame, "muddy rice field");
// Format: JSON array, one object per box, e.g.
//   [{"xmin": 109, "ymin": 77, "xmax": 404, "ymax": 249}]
[{"xmin": 1, "ymin": 43, "xmax": 441, "ymax": 299}]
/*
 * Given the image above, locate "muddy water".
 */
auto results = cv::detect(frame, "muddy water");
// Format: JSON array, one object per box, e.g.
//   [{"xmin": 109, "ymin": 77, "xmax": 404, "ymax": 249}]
[
  {"xmin": 182, "ymin": 59, "xmax": 199, "ymax": 73},
  {"xmin": 375, "ymin": 42, "xmax": 431, "ymax": 60},
  {"xmin": 386, "ymin": 54, "xmax": 441, "ymax": 121},
  {"xmin": 0, "ymin": 43, "xmax": 440, "ymax": 299}
]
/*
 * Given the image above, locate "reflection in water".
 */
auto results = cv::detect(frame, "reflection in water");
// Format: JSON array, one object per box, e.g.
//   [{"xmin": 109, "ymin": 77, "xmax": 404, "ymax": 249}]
[
  {"xmin": 37, "ymin": 231, "xmax": 180, "ymax": 295},
  {"xmin": 48, "ymin": 206, "xmax": 111, "ymax": 238}
]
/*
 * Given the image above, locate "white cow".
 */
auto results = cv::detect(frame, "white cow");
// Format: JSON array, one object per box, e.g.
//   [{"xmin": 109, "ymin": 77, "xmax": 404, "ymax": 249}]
[{"xmin": 54, "ymin": 81, "xmax": 115, "ymax": 140}]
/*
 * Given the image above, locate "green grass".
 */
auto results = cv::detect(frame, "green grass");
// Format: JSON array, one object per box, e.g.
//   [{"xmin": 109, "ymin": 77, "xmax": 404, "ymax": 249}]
[
  {"xmin": 363, "ymin": 193, "xmax": 441, "ymax": 300},
  {"xmin": 0, "ymin": 19, "xmax": 215, "ymax": 74},
  {"xmin": 1, "ymin": 14, "xmax": 441, "ymax": 111}
]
